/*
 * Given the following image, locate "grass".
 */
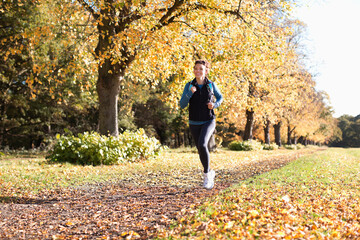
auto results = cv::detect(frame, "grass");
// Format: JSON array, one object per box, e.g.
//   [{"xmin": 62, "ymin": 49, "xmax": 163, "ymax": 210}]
[
  {"xmin": 0, "ymin": 147, "xmax": 317, "ymax": 198},
  {"xmin": 159, "ymin": 148, "xmax": 360, "ymax": 239}
]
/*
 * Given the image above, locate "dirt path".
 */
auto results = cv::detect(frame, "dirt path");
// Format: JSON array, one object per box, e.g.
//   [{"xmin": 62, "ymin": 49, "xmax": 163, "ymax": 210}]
[{"xmin": 0, "ymin": 150, "xmax": 321, "ymax": 239}]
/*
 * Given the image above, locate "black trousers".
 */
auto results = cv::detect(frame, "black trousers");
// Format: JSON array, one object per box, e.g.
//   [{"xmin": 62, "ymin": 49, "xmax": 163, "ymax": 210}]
[{"xmin": 189, "ymin": 119, "xmax": 216, "ymax": 173}]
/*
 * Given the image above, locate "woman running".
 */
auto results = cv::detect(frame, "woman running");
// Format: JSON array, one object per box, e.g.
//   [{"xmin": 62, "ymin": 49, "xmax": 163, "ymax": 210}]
[{"xmin": 179, "ymin": 59, "xmax": 223, "ymax": 189}]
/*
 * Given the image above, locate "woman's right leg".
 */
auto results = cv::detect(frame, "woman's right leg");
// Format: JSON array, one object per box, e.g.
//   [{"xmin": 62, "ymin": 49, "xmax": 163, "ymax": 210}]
[
  {"xmin": 189, "ymin": 124, "xmax": 204, "ymax": 170},
  {"xmin": 197, "ymin": 120, "xmax": 215, "ymax": 173},
  {"xmin": 189, "ymin": 120, "xmax": 215, "ymax": 173}
]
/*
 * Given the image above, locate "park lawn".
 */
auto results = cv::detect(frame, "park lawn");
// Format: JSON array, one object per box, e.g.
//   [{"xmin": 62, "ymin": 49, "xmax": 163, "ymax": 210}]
[
  {"xmin": 158, "ymin": 148, "xmax": 360, "ymax": 239},
  {"xmin": 0, "ymin": 147, "xmax": 315, "ymax": 199}
]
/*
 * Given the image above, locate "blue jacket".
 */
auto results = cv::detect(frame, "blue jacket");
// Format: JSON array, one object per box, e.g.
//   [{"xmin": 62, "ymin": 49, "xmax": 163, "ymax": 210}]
[{"xmin": 179, "ymin": 78, "xmax": 223, "ymax": 122}]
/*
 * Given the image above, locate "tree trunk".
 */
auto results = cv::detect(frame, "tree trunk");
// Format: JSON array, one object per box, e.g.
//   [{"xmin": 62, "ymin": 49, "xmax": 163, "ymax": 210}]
[
  {"xmin": 0, "ymin": 114, "xmax": 3, "ymax": 147},
  {"xmin": 183, "ymin": 129, "xmax": 186, "ymax": 146},
  {"xmin": 287, "ymin": 125, "xmax": 292, "ymax": 145},
  {"xmin": 177, "ymin": 132, "xmax": 181, "ymax": 147},
  {"xmin": 184, "ymin": 128, "xmax": 188, "ymax": 146},
  {"xmin": 94, "ymin": 2, "xmax": 134, "ymax": 136},
  {"xmin": 188, "ymin": 127, "xmax": 193, "ymax": 147},
  {"xmin": 274, "ymin": 121, "xmax": 282, "ymax": 146},
  {"xmin": 95, "ymin": 20, "xmax": 122, "ymax": 136},
  {"xmin": 97, "ymin": 73, "xmax": 121, "ymax": 136},
  {"xmin": 264, "ymin": 119, "xmax": 270, "ymax": 144},
  {"xmin": 243, "ymin": 109, "xmax": 254, "ymax": 140},
  {"xmin": 293, "ymin": 132, "xmax": 297, "ymax": 145}
]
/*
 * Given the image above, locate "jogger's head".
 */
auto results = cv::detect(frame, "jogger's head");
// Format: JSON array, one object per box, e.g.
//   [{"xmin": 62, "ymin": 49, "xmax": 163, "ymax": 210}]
[{"xmin": 194, "ymin": 59, "xmax": 210, "ymax": 79}]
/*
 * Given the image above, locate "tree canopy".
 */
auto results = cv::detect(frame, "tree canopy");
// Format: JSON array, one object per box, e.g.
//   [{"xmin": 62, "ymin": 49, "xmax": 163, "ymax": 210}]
[{"xmin": 0, "ymin": 0, "xmax": 341, "ymax": 149}]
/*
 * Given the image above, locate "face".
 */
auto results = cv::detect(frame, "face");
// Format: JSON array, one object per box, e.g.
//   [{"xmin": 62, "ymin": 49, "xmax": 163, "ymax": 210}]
[{"xmin": 194, "ymin": 63, "xmax": 207, "ymax": 79}]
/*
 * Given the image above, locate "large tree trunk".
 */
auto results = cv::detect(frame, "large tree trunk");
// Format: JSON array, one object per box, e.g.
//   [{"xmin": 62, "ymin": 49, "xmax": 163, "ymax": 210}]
[
  {"xmin": 264, "ymin": 119, "xmax": 270, "ymax": 144},
  {"xmin": 243, "ymin": 109, "xmax": 254, "ymax": 140},
  {"xmin": 97, "ymin": 72, "xmax": 121, "ymax": 136},
  {"xmin": 274, "ymin": 121, "xmax": 282, "ymax": 146},
  {"xmin": 95, "ymin": 14, "xmax": 122, "ymax": 136}
]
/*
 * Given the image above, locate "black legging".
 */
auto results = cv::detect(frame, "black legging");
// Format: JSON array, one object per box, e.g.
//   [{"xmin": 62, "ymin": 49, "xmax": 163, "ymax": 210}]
[{"xmin": 189, "ymin": 119, "xmax": 216, "ymax": 173}]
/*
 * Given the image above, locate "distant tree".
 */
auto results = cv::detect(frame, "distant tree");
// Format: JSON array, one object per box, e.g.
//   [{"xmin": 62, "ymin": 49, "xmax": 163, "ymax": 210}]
[{"xmin": 330, "ymin": 115, "xmax": 360, "ymax": 147}]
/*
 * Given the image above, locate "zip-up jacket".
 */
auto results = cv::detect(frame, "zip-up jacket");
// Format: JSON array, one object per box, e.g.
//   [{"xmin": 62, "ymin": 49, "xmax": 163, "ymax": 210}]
[{"xmin": 179, "ymin": 78, "xmax": 223, "ymax": 122}]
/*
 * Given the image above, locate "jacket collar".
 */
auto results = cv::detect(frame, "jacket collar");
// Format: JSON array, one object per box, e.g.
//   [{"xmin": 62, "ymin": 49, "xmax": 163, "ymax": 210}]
[{"xmin": 191, "ymin": 77, "xmax": 211, "ymax": 86}]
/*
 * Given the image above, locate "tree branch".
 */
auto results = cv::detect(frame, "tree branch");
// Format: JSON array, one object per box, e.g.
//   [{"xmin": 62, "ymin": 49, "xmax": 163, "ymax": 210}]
[
  {"xmin": 77, "ymin": 0, "xmax": 99, "ymax": 19},
  {"xmin": 150, "ymin": 0, "xmax": 185, "ymax": 31},
  {"xmin": 192, "ymin": 3, "xmax": 250, "ymax": 27},
  {"xmin": 172, "ymin": 20, "xmax": 209, "ymax": 36},
  {"xmin": 237, "ymin": 0, "xmax": 242, "ymax": 13}
]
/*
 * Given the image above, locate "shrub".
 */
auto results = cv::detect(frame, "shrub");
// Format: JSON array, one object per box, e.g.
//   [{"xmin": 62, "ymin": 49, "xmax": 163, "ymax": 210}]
[
  {"xmin": 284, "ymin": 144, "xmax": 305, "ymax": 150},
  {"xmin": 296, "ymin": 144, "xmax": 305, "ymax": 149},
  {"xmin": 228, "ymin": 140, "xmax": 263, "ymax": 151},
  {"xmin": 46, "ymin": 129, "xmax": 163, "ymax": 165},
  {"xmin": 262, "ymin": 143, "xmax": 279, "ymax": 150},
  {"xmin": 284, "ymin": 144, "xmax": 296, "ymax": 150}
]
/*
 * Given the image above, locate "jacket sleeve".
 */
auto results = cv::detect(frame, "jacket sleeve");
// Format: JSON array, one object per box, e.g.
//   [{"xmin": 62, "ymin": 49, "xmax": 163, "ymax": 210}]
[
  {"xmin": 179, "ymin": 82, "xmax": 194, "ymax": 109},
  {"xmin": 212, "ymin": 82, "xmax": 223, "ymax": 109}
]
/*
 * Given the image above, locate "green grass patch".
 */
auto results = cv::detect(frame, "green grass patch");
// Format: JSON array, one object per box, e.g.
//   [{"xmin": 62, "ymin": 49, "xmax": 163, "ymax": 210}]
[{"xmin": 161, "ymin": 148, "xmax": 360, "ymax": 239}]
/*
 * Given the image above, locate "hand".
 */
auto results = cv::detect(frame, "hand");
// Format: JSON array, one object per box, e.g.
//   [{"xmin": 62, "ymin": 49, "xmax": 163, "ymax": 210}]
[
  {"xmin": 207, "ymin": 102, "xmax": 214, "ymax": 109},
  {"xmin": 190, "ymin": 86, "xmax": 197, "ymax": 93}
]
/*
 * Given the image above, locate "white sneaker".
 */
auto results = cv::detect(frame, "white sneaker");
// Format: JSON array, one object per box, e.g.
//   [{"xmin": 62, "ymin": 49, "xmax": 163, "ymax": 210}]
[{"xmin": 203, "ymin": 170, "xmax": 215, "ymax": 189}]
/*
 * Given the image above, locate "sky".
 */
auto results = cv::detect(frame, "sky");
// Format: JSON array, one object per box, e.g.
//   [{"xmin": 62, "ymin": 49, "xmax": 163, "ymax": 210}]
[{"xmin": 292, "ymin": 0, "xmax": 360, "ymax": 117}]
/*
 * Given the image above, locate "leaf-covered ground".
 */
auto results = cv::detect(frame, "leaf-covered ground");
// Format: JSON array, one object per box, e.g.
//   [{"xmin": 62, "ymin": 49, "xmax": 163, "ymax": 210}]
[
  {"xmin": 160, "ymin": 148, "xmax": 360, "ymax": 239},
  {"xmin": 0, "ymin": 147, "xmax": 322, "ymax": 239}
]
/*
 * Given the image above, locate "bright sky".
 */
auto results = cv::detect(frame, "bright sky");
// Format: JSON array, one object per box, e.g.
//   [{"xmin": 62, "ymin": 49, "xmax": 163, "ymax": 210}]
[{"xmin": 292, "ymin": 0, "xmax": 360, "ymax": 117}]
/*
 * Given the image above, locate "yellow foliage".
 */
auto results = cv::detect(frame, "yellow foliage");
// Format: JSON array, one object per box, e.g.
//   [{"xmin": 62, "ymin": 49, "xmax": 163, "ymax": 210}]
[{"xmin": 3, "ymin": 0, "xmax": 336, "ymax": 142}]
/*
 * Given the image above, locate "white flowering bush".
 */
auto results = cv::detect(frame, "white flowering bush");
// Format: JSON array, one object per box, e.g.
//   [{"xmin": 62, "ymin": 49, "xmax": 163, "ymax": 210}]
[{"xmin": 46, "ymin": 129, "xmax": 163, "ymax": 165}]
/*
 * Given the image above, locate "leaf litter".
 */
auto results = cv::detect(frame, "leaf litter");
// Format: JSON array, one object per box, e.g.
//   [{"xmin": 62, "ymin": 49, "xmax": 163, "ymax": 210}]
[
  {"xmin": 161, "ymin": 148, "xmax": 360, "ymax": 239},
  {"xmin": 0, "ymin": 148, "xmax": 321, "ymax": 239}
]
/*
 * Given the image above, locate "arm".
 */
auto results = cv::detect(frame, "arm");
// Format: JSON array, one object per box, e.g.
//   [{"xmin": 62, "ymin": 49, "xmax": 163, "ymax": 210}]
[
  {"xmin": 179, "ymin": 82, "xmax": 194, "ymax": 109},
  {"xmin": 212, "ymin": 82, "xmax": 223, "ymax": 109}
]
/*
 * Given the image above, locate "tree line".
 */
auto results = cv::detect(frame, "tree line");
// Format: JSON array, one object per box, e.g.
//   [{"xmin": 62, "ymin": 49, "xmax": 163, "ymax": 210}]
[
  {"xmin": 0, "ymin": 0, "xmax": 350, "ymax": 150},
  {"xmin": 329, "ymin": 115, "xmax": 360, "ymax": 148}
]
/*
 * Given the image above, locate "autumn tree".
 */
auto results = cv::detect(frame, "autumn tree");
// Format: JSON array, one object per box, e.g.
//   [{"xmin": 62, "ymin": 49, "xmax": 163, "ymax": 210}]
[
  {"xmin": 38, "ymin": 0, "xmax": 296, "ymax": 137},
  {"xmin": 0, "ymin": 0, "xmax": 99, "ymax": 148}
]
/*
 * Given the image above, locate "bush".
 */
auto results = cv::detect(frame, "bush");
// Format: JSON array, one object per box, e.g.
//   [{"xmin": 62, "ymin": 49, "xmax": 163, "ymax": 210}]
[
  {"xmin": 46, "ymin": 129, "xmax": 163, "ymax": 165},
  {"xmin": 284, "ymin": 144, "xmax": 296, "ymax": 150},
  {"xmin": 262, "ymin": 143, "xmax": 279, "ymax": 150},
  {"xmin": 296, "ymin": 144, "xmax": 305, "ymax": 149},
  {"xmin": 228, "ymin": 140, "xmax": 263, "ymax": 151},
  {"xmin": 283, "ymin": 144, "xmax": 305, "ymax": 150}
]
